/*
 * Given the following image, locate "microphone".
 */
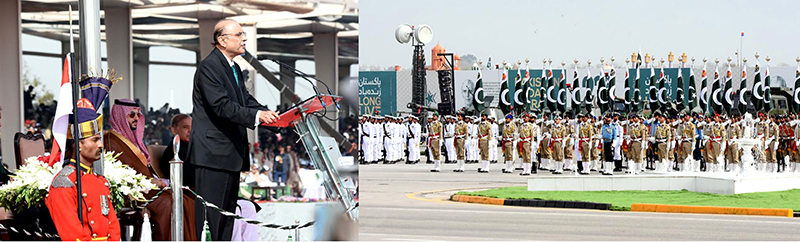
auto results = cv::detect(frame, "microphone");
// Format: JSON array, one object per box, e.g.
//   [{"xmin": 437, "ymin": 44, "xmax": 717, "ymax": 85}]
[{"xmin": 261, "ymin": 55, "xmax": 341, "ymax": 111}]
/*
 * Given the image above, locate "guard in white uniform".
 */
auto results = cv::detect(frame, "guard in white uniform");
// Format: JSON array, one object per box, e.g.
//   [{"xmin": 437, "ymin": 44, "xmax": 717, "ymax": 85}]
[{"xmin": 489, "ymin": 116, "xmax": 499, "ymax": 164}]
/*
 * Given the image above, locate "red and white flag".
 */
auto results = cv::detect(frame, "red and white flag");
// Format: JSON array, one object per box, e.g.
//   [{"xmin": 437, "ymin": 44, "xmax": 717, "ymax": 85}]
[{"xmin": 47, "ymin": 54, "xmax": 74, "ymax": 166}]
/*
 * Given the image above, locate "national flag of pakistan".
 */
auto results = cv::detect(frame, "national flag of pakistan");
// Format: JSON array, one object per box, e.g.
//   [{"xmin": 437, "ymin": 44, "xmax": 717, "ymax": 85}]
[
  {"xmin": 676, "ymin": 67, "xmax": 685, "ymax": 112},
  {"xmin": 572, "ymin": 66, "xmax": 582, "ymax": 115},
  {"xmin": 700, "ymin": 64, "xmax": 709, "ymax": 114},
  {"xmin": 598, "ymin": 68, "xmax": 609, "ymax": 114},
  {"xmin": 546, "ymin": 65, "xmax": 557, "ymax": 112},
  {"xmin": 711, "ymin": 65, "xmax": 722, "ymax": 115},
  {"xmin": 657, "ymin": 66, "xmax": 668, "ymax": 109},
  {"xmin": 584, "ymin": 68, "xmax": 594, "ymax": 113},
  {"xmin": 724, "ymin": 65, "xmax": 734, "ymax": 115},
  {"xmin": 688, "ymin": 66, "xmax": 697, "ymax": 111},
  {"xmin": 764, "ymin": 63, "xmax": 772, "ymax": 111},
  {"xmin": 738, "ymin": 66, "xmax": 748, "ymax": 115},
  {"xmin": 794, "ymin": 63, "xmax": 800, "ymax": 113},
  {"xmin": 558, "ymin": 68, "xmax": 567, "ymax": 113},
  {"xmin": 500, "ymin": 68, "xmax": 513, "ymax": 114},
  {"xmin": 514, "ymin": 68, "xmax": 525, "ymax": 115},
  {"xmin": 751, "ymin": 60, "xmax": 763, "ymax": 112},
  {"xmin": 648, "ymin": 65, "xmax": 659, "ymax": 112},
  {"xmin": 633, "ymin": 67, "xmax": 642, "ymax": 113},
  {"xmin": 472, "ymin": 69, "xmax": 485, "ymax": 112}
]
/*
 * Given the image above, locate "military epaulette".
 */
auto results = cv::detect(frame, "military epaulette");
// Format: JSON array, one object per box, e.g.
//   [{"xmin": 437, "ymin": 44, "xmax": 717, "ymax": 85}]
[{"xmin": 51, "ymin": 166, "xmax": 76, "ymax": 188}]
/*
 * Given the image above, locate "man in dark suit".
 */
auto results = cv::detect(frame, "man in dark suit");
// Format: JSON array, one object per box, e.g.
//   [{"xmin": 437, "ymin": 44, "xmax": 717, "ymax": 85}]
[{"xmin": 189, "ymin": 19, "xmax": 279, "ymax": 241}]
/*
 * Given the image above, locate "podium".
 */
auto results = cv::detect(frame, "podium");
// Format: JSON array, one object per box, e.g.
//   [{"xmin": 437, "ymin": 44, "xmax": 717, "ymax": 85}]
[{"xmin": 262, "ymin": 95, "xmax": 357, "ymax": 220}]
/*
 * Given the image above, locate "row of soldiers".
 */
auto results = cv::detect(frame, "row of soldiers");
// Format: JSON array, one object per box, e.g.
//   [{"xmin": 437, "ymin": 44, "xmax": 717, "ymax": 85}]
[{"xmin": 358, "ymin": 110, "xmax": 800, "ymax": 175}]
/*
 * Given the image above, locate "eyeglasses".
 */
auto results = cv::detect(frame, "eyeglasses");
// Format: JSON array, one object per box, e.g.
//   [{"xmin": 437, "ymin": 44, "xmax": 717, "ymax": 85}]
[
  {"xmin": 128, "ymin": 110, "xmax": 140, "ymax": 119},
  {"xmin": 222, "ymin": 31, "xmax": 246, "ymax": 38}
]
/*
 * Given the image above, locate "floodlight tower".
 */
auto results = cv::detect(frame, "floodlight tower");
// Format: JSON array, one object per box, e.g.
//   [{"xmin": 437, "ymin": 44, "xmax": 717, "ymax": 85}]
[{"xmin": 396, "ymin": 24, "xmax": 433, "ymax": 111}]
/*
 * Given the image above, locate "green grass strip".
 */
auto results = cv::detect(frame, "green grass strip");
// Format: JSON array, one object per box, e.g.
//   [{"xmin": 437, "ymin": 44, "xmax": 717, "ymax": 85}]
[{"xmin": 456, "ymin": 187, "xmax": 800, "ymax": 212}]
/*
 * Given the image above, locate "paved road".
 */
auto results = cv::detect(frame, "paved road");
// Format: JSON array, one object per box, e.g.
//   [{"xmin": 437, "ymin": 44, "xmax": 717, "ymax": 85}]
[{"xmin": 358, "ymin": 162, "xmax": 800, "ymax": 241}]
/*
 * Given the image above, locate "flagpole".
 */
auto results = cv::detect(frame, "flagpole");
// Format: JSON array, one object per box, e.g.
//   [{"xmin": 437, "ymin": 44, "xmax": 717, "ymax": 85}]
[
  {"xmin": 80, "ymin": 0, "xmax": 103, "ymax": 174},
  {"xmin": 68, "ymin": 4, "xmax": 83, "ymax": 224}
]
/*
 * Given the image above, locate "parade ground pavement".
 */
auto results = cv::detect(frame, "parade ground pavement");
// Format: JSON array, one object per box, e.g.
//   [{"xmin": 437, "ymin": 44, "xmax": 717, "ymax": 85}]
[{"xmin": 359, "ymin": 161, "xmax": 800, "ymax": 241}]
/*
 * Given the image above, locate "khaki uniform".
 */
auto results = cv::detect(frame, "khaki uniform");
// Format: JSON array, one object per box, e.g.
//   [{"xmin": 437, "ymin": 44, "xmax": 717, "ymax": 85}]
[
  {"xmin": 628, "ymin": 123, "xmax": 647, "ymax": 163},
  {"xmin": 429, "ymin": 120, "xmax": 443, "ymax": 160},
  {"xmin": 726, "ymin": 123, "xmax": 742, "ymax": 164},
  {"xmin": 578, "ymin": 122, "xmax": 595, "ymax": 162},
  {"xmin": 540, "ymin": 121, "xmax": 552, "ymax": 159},
  {"xmin": 703, "ymin": 122, "xmax": 715, "ymax": 163},
  {"xmin": 503, "ymin": 122, "xmax": 517, "ymax": 162},
  {"xmin": 762, "ymin": 121, "xmax": 779, "ymax": 163},
  {"xmin": 519, "ymin": 123, "xmax": 534, "ymax": 163},
  {"xmin": 478, "ymin": 121, "xmax": 491, "ymax": 161},
  {"xmin": 593, "ymin": 123, "xmax": 602, "ymax": 161},
  {"xmin": 668, "ymin": 122, "xmax": 678, "ymax": 161},
  {"xmin": 455, "ymin": 121, "xmax": 468, "ymax": 160},
  {"xmin": 706, "ymin": 123, "xmax": 725, "ymax": 164},
  {"xmin": 678, "ymin": 121, "xmax": 696, "ymax": 162},
  {"xmin": 564, "ymin": 122, "xmax": 575, "ymax": 160},
  {"xmin": 792, "ymin": 122, "xmax": 800, "ymax": 165},
  {"xmin": 551, "ymin": 123, "xmax": 568, "ymax": 162},
  {"xmin": 654, "ymin": 123, "xmax": 671, "ymax": 161}
]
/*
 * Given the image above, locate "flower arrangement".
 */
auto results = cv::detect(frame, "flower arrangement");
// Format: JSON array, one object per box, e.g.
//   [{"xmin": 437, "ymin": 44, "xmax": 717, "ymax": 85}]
[
  {"xmin": 0, "ymin": 156, "xmax": 59, "ymax": 213},
  {"xmin": 101, "ymin": 151, "xmax": 158, "ymax": 210},
  {"xmin": 0, "ymin": 151, "xmax": 157, "ymax": 213},
  {"xmin": 276, "ymin": 196, "xmax": 329, "ymax": 203}
]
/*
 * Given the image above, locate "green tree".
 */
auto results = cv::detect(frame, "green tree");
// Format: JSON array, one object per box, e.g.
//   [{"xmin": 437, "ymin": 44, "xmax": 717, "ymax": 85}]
[{"xmin": 22, "ymin": 62, "xmax": 55, "ymax": 106}]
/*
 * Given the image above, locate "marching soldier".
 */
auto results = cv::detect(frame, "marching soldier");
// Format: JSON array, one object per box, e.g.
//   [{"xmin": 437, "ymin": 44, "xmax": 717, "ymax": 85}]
[
  {"xmin": 612, "ymin": 113, "xmax": 625, "ymax": 172},
  {"xmin": 478, "ymin": 113, "xmax": 492, "ymax": 172},
  {"xmin": 706, "ymin": 115, "xmax": 726, "ymax": 172},
  {"xmin": 763, "ymin": 115, "xmax": 780, "ymax": 172},
  {"xmin": 651, "ymin": 112, "xmax": 672, "ymax": 172},
  {"xmin": 373, "ymin": 116, "xmax": 384, "ymax": 164},
  {"xmin": 454, "ymin": 113, "xmax": 468, "ymax": 172},
  {"xmin": 518, "ymin": 114, "xmax": 534, "ymax": 175},
  {"xmin": 497, "ymin": 114, "xmax": 516, "ymax": 173},
  {"xmin": 627, "ymin": 114, "xmax": 647, "ymax": 174},
  {"xmin": 462, "ymin": 115, "xmax": 471, "ymax": 164},
  {"xmin": 529, "ymin": 114, "xmax": 541, "ymax": 175},
  {"xmin": 592, "ymin": 115, "xmax": 604, "ymax": 172},
  {"xmin": 429, "ymin": 114, "xmax": 444, "ymax": 172},
  {"xmin": 551, "ymin": 113, "xmax": 568, "ymax": 174},
  {"xmin": 539, "ymin": 113, "xmax": 553, "ymax": 171},
  {"xmin": 361, "ymin": 116, "xmax": 372, "ymax": 165},
  {"xmin": 779, "ymin": 115, "xmax": 792, "ymax": 172},
  {"xmin": 489, "ymin": 116, "xmax": 499, "ymax": 164},
  {"xmin": 726, "ymin": 113, "xmax": 743, "ymax": 173},
  {"xmin": 444, "ymin": 116, "xmax": 456, "ymax": 164},
  {"xmin": 407, "ymin": 116, "xmax": 422, "ymax": 164},
  {"xmin": 791, "ymin": 114, "xmax": 800, "ymax": 172},
  {"xmin": 600, "ymin": 114, "xmax": 617, "ymax": 175},
  {"xmin": 465, "ymin": 116, "xmax": 476, "ymax": 164},
  {"xmin": 563, "ymin": 114, "xmax": 577, "ymax": 172},
  {"xmin": 678, "ymin": 112, "xmax": 697, "ymax": 172},
  {"xmin": 514, "ymin": 116, "xmax": 525, "ymax": 171},
  {"xmin": 577, "ymin": 113, "xmax": 595, "ymax": 175}
]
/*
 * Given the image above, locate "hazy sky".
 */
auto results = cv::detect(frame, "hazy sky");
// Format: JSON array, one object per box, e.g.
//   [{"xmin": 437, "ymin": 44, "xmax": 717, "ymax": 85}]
[
  {"xmin": 22, "ymin": 33, "xmax": 358, "ymax": 112},
  {"xmin": 361, "ymin": 0, "xmax": 800, "ymax": 69}
]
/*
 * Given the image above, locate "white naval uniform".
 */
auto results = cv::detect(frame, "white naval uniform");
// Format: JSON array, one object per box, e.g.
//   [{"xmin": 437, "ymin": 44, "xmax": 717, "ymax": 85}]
[
  {"xmin": 445, "ymin": 123, "xmax": 456, "ymax": 161},
  {"xmin": 490, "ymin": 122, "xmax": 499, "ymax": 161},
  {"xmin": 408, "ymin": 122, "xmax": 421, "ymax": 162},
  {"xmin": 372, "ymin": 122, "xmax": 382, "ymax": 162}
]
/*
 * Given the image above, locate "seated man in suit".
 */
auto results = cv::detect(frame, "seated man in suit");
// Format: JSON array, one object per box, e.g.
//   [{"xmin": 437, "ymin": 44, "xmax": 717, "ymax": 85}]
[
  {"xmin": 106, "ymin": 99, "xmax": 196, "ymax": 240},
  {"xmin": 160, "ymin": 114, "xmax": 195, "ymax": 189}
]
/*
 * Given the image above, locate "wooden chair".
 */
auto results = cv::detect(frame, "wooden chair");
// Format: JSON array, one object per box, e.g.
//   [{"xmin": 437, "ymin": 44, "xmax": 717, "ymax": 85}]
[
  {"xmin": 146, "ymin": 145, "xmax": 167, "ymax": 178},
  {"xmin": 13, "ymin": 132, "xmax": 45, "ymax": 168}
]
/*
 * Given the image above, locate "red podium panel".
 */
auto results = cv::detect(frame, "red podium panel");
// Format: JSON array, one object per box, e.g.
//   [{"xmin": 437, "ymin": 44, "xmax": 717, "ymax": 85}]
[{"xmin": 261, "ymin": 95, "xmax": 342, "ymax": 128}]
